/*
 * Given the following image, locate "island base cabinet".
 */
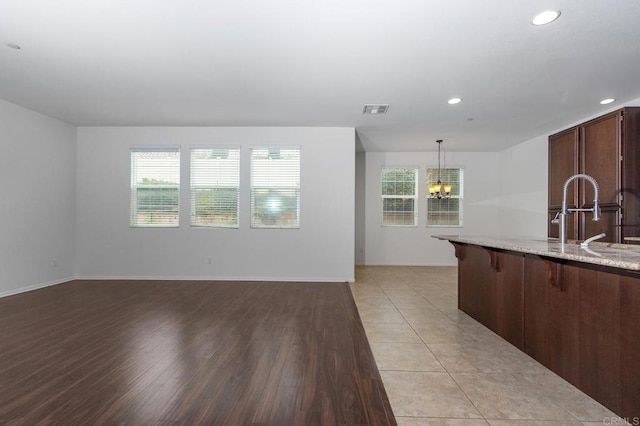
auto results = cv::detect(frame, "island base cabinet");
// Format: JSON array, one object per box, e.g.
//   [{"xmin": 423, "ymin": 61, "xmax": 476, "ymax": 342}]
[
  {"xmin": 495, "ymin": 251, "xmax": 524, "ymax": 350},
  {"xmin": 454, "ymin": 243, "xmax": 524, "ymax": 349},
  {"xmin": 449, "ymin": 239, "xmax": 640, "ymax": 417},
  {"xmin": 456, "ymin": 244, "xmax": 497, "ymax": 331},
  {"xmin": 578, "ymin": 268, "xmax": 621, "ymax": 414},
  {"xmin": 524, "ymin": 256, "xmax": 580, "ymax": 386},
  {"xmin": 620, "ymin": 276, "xmax": 640, "ymax": 418},
  {"xmin": 523, "ymin": 258, "xmax": 640, "ymax": 417}
]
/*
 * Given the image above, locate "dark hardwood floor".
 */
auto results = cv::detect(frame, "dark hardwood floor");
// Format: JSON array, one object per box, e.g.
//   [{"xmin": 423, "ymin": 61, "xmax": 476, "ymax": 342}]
[{"xmin": 0, "ymin": 280, "xmax": 395, "ymax": 425}]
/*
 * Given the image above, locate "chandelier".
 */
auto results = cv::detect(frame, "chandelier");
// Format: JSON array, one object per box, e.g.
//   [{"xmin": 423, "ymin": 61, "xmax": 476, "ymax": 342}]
[{"xmin": 429, "ymin": 139, "xmax": 452, "ymax": 199}]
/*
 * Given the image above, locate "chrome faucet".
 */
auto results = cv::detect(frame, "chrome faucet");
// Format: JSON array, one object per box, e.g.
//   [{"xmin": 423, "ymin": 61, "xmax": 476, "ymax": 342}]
[{"xmin": 554, "ymin": 173, "xmax": 602, "ymax": 244}]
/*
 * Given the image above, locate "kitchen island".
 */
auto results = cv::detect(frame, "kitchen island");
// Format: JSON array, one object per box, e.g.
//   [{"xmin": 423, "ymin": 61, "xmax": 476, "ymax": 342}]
[{"xmin": 434, "ymin": 235, "xmax": 640, "ymax": 419}]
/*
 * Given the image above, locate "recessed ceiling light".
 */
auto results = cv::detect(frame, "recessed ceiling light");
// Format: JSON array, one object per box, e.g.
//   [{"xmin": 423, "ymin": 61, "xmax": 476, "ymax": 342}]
[
  {"xmin": 600, "ymin": 98, "xmax": 615, "ymax": 105},
  {"xmin": 532, "ymin": 10, "xmax": 561, "ymax": 26},
  {"xmin": 362, "ymin": 104, "xmax": 389, "ymax": 115},
  {"xmin": 448, "ymin": 98, "xmax": 462, "ymax": 105},
  {"xmin": 6, "ymin": 42, "xmax": 21, "ymax": 50}
]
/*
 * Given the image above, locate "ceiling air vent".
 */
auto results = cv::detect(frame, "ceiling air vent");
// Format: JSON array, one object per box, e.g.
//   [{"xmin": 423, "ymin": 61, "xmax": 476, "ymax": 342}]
[{"xmin": 362, "ymin": 104, "xmax": 390, "ymax": 115}]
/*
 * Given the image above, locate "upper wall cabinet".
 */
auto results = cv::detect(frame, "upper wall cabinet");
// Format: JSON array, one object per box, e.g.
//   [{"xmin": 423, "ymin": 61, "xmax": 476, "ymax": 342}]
[
  {"xmin": 548, "ymin": 107, "xmax": 640, "ymax": 243},
  {"xmin": 549, "ymin": 128, "xmax": 579, "ymax": 210}
]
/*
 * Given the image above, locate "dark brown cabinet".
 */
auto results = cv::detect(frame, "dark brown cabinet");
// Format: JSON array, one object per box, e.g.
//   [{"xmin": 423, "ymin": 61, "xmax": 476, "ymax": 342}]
[
  {"xmin": 577, "ymin": 268, "xmax": 622, "ymax": 413},
  {"xmin": 620, "ymin": 276, "xmax": 640, "ymax": 416},
  {"xmin": 456, "ymin": 244, "xmax": 497, "ymax": 330},
  {"xmin": 548, "ymin": 107, "xmax": 640, "ymax": 243},
  {"xmin": 523, "ymin": 257, "xmax": 580, "ymax": 385},
  {"xmin": 495, "ymin": 251, "xmax": 525, "ymax": 350},
  {"xmin": 452, "ymin": 242, "xmax": 640, "ymax": 418},
  {"xmin": 454, "ymin": 244, "xmax": 524, "ymax": 349},
  {"xmin": 524, "ymin": 259, "xmax": 625, "ymax": 412},
  {"xmin": 548, "ymin": 128, "xmax": 579, "ymax": 211}
]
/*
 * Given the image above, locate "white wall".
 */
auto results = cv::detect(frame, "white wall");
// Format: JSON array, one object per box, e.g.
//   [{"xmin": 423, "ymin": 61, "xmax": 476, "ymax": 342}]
[
  {"xmin": 364, "ymin": 151, "xmax": 500, "ymax": 266},
  {"xmin": 355, "ymin": 152, "xmax": 366, "ymax": 264},
  {"xmin": 76, "ymin": 127, "xmax": 355, "ymax": 281},
  {"xmin": 497, "ymin": 136, "xmax": 549, "ymax": 237},
  {"xmin": 0, "ymin": 99, "xmax": 76, "ymax": 297}
]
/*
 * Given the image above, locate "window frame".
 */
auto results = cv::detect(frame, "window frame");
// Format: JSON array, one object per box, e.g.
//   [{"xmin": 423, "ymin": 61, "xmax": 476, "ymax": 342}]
[
  {"xmin": 189, "ymin": 146, "xmax": 241, "ymax": 229},
  {"xmin": 250, "ymin": 146, "xmax": 301, "ymax": 229},
  {"xmin": 380, "ymin": 167, "xmax": 419, "ymax": 227},
  {"xmin": 426, "ymin": 167, "xmax": 464, "ymax": 228},
  {"xmin": 130, "ymin": 146, "xmax": 181, "ymax": 228}
]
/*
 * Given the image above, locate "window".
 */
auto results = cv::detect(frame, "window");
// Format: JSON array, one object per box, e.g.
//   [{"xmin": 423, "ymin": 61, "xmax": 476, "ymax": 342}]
[
  {"xmin": 250, "ymin": 147, "xmax": 300, "ymax": 228},
  {"xmin": 190, "ymin": 147, "xmax": 240, "ymax": 228},
  {"xmin": 381, "ymin": 167, "xmax": 418, "ymax": 226},
  {"xmin": 427, "ymin": 168, "xmax": 463, "ymax": 227},
  {"xmin": 130, "ymin": 148, "xmax": 180, "ymax": 227}
]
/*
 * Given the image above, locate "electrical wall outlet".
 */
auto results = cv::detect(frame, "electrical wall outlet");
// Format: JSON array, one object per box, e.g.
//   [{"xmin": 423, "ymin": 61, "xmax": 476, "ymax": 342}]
[
  {"xmin": 51, "ymin": 259, "xmax": 57, "ymax": 267},
  {"xmin": 207, "ymin": 257, "xmax": 212, "ymax": 264}
]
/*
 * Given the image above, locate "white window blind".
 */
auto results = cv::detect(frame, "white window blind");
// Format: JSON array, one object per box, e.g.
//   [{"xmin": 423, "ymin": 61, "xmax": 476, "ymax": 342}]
[
  {"xmin": 427, "ymin": 168, "xmax": 463, "ymax": 227},
  {"xmin": 130, "ymin": 148, "xmax": 180, "ymax": 227},
  {"xmin": 250, "ymin": 147, "xmax": 300, "ymax": 228},
  {"xmin": 190, "ymin": 147, "xmax": 240, "ymax": 228},
  {"xmin": 381, "ymin": 168, "xmax": 418, "ymax": 226}
]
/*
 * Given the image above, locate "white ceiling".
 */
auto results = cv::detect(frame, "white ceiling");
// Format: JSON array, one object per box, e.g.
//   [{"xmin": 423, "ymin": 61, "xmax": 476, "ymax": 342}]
[{"xmin": 1, "ymin": 0, "xmax": 640, "ymax": 152}]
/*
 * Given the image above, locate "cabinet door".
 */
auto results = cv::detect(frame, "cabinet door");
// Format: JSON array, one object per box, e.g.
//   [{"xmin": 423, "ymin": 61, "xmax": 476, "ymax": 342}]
[
  {"xmin": 524, "ymin": 256, "xmax": 579, "ymax": 385},
  {"xmin": 549, "ymin": 128, "xmax": 579, "ymax": 210},
  {"xmin": 578, "ymin": 268, "xmax": 622, "ymax": 414},
  {"xmin": 456, "ymin": 244, "xmax": 497, "ymax": 331},
  {"xmin": 620, "ymin": 275, "xmax": 640, "ymax": 418},
  {"xmin": 620, "ymin": 108, "xmax": 640, "ymax": 241},
  {"xmin": 495, "ymin": 252, "xmax": 524, "ymax": 349},
  {"xmin": 523, "ymin": 256, "xmax": 550, "ymax": 365},
  {"xmin": 548, "ymin": 263, "xmax": 580, "ymax": 386},
  {"xmin": 580, "ymin": 112, "xmax": 621, "ymax": 209},
  {"xmin": 455, "ymin": 243, "xmax": 474, "ymax": 314}
]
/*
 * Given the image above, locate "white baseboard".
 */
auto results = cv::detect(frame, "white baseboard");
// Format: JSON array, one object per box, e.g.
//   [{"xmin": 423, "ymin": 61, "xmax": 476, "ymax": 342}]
[
  {"xmin": 74, "ymin": 275, "xmax": 354, "ymax": 283},
  {"xmin": 0, "ymin": 277, "xmax": 74, "ymax": 299},
  {"xmin": 1, "ymin": 275, "xmax": 357, "ymax": 300},
  {"xmin": 359, "ymin": 262, "xmax": 457, "ymax": 267}
]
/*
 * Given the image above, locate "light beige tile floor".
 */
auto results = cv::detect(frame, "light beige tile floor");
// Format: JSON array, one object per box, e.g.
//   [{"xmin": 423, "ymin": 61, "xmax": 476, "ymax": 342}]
[{"xmin": 352, "ymin": 266, "xmax": 627, "ymax": 426}]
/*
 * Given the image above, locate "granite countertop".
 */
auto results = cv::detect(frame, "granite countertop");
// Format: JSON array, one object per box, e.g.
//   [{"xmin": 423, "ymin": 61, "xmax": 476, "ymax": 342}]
[{"xmin": 433, "ymin": 235, "xmax": 640, "ymax": 271}]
